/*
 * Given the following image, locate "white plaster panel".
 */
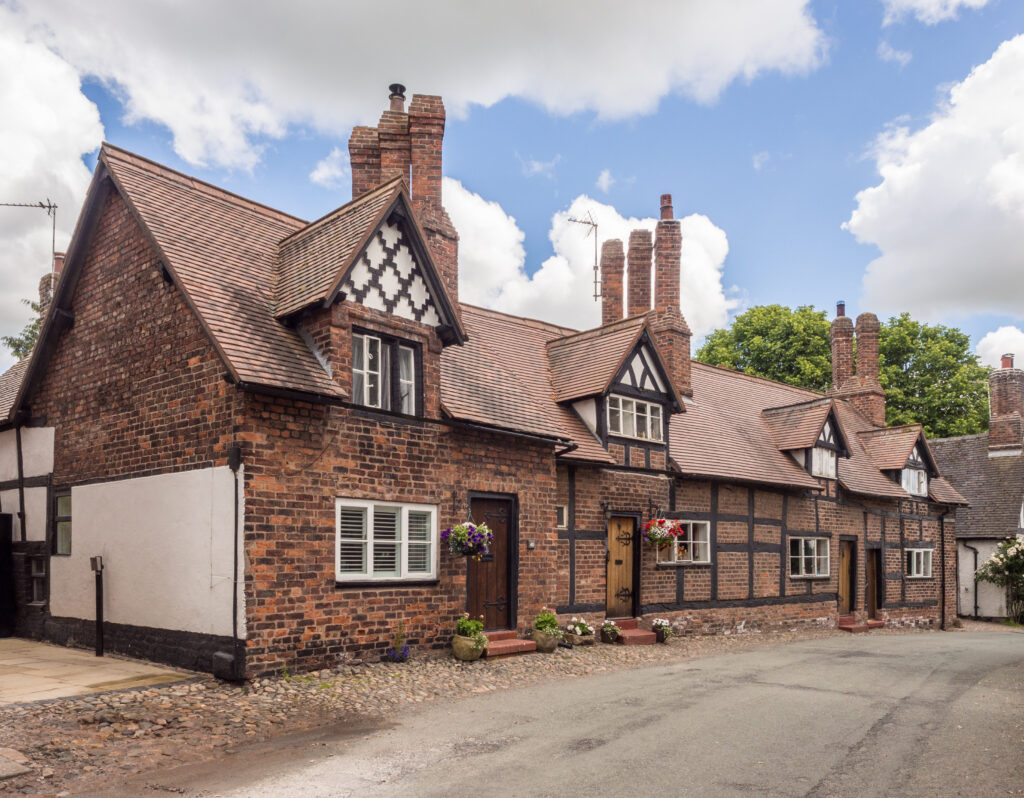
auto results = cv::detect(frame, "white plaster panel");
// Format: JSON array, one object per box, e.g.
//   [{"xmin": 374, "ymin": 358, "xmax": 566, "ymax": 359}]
[
  {"xmin": 49, "ymin": 465, "xmax": 245, "ymax": 638},
  {"xmin": 573, "ymin": 399, "xmax": 597, "ymax": 434},
  {"xmin": 958, "ymin": 540, "xmax": 1008, "ymax": 618},
  {"xmin": 640, "ymin": 346, "xmax": 666, "ymax": 392},
  {"xmin": 0, "ymin": 427, "xmax": 55, "ymax": 481},
  {"xmin": 0, "ymin": 487, "xmax": 48, "ymax": 541}
]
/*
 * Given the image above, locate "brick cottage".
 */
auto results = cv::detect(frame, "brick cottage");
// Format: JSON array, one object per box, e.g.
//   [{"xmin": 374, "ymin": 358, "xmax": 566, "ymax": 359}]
[{"xmin": 0, "ymin": 85, "xmax": 966, "ymax": 677}]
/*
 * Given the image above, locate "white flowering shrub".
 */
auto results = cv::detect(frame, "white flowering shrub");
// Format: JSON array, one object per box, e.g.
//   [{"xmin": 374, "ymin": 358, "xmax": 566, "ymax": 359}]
[{"xmin": 976, "ymin": 533, "xmax": 1024, "ymax": 623}]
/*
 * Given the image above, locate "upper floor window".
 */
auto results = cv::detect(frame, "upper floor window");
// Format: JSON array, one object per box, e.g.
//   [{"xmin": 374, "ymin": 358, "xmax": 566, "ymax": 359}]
[
  {"xmin": 901, "ymin": 444, "xmax": 928, "ymax": 496},
  {"xmin": 53, "ymin": 492, "xmax": 71, "ymax": 556},
  {"xmin": 336, "ymin": 499, "xmax": 436, "ymax": 582},
  {"xmin": 352, "ymin": 332, "xmax": 418, "ymax": 415},
  {"xmin": 607, "ymin": 395, "xmax": 663, "ymax": 442},
  {"xmin": 810, "ymin": 419, "xmax": 838, "ymax": 478}
]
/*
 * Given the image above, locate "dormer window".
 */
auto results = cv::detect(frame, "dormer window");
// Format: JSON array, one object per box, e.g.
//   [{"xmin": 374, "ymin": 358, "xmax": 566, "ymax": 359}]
[
  {"xmin": 607, "ymin": 395, "xmax": 663, "ymax": 442},
  {"xmin": 810, "ymin": 419, "xmax": 838, "ymax": 478},
  {"xmin": 901, "ymin": 444, "xmax": 929, "ymax": 496},
  {"xmin": 352, "ymin": 332, "xmax": 418, "ymax": 415}
]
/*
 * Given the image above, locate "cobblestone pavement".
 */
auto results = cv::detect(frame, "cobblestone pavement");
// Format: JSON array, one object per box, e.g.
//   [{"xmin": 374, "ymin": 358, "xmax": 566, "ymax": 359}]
[{"xmin": 0, "ymin": 621, "xmax": 989, "ymax": 796}]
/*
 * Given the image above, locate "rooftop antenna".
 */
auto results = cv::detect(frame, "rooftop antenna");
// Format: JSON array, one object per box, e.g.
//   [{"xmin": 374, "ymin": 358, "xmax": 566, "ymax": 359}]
[
  {"xmin": 567, "ymin": 210, "xmax": 599, "ymax": 301},
  {"xmin": 0, "ymin": 199, "xmax": 58, "ymax": 271}
]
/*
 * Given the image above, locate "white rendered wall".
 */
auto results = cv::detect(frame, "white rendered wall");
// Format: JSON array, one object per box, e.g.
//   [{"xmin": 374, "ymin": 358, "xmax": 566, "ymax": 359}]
[
  {"xmin": 49, "ymin": 465, "xmax": 245, "ymax": 638},
  {"xmin": 958, "ymin": 540, "xmax": 1008, "ymax": 618},
  {"xmin": 0, "ymin": 486, "xmax": 48, "ymax": 541},
  {"xmin": 0, "ymin": 427, "xmax": 54, "ymax": 481}
]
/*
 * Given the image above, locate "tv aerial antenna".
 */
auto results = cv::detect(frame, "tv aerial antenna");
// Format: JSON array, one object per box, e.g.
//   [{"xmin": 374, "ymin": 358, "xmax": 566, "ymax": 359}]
[
  {"xmin": 0, "ymin": 199, "xmax": 58, "ymax": 271},
  {"xmin": 567, "ymin": 210, "xmax": 600, "ymax": 301}
]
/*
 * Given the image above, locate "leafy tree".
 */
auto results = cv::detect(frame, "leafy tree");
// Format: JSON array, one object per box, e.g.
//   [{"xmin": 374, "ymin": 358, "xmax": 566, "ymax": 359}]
[
  {"xmin": 697, "ymin": 306, "xmax": 989, "ymax": 437},
  {"xmin": 879, "ymin": 313, "xmax": 989, "ymax": 438},
  {"xmin": 696, "ymin": 304, "xmax": 833, "ymax": 392},
  {"xmin": 1, "ymin": 298, "xmax": 41, "ymax": 360}
]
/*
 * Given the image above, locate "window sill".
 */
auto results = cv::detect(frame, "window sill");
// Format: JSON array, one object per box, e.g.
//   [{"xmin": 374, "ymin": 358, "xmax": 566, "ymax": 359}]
[
  {"xmin": 905, "ymin": 575, "xmax": 934, "ymax": 580},
  {"xmin": 656, "ymin": 561, "xmax": 711, "ymax": 568},
  {"xmin": 608, "ymin": 434, "xmax": 665, "ymax": 445},
  {"xmin": 335, "ymin": 579, "xmax": 440, "ymax": 589},
  {"xmin": 790, "ymin": 575, "xmax": 830, "ymax": 580}
]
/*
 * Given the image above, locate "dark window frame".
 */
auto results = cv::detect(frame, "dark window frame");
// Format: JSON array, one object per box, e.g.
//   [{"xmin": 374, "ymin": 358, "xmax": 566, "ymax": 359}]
[
  {"xmin": 52, "ymin": 489, "xmax": 71, "ymax": 556},
  {"xmin": 351, "ymin": 328, "xmax": 423, "ymax": 417}
]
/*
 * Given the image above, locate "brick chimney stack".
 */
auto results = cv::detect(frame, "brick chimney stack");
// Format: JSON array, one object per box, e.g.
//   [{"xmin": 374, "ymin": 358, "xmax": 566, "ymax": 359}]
[
  {"xmin": 600, "ymin": 239, "xmax": 624, "ymax": 326},
  {"xmin": 649, "ymin": 193, "xmax": 692, "ymax": 397},
  {"xmin": 347, "ymin": 85, "xmax": 461, "ymax": 318},
  {"xmin": 627, "ymin": 229, "xmax": 653, "ymax": 317},
  {"xmin": 53, "ymin": 252, "xmax": 65, "ymax": 276},
  {"xmin": 989, "ymin": 353, "xmax": 1024, "ymax": 453},
  {"xmin": 829, "ymin": 304, "xmax": 886, "ymax": 427}
]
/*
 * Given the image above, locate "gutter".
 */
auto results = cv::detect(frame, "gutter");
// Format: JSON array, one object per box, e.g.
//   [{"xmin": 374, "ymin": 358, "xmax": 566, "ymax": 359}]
[{"xmin": 962, "ymin": 541, "xmax": 979, "ymax": 618}]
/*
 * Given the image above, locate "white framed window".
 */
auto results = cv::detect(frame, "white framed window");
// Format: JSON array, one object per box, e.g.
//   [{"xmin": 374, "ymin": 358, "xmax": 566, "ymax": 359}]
[
  {"xmin": 335, "ymin": 499, "xmax": 436, "ymax": 582},
  {"xmin": 906, "ymin": 548, "xmax": 932, "ymax": 578},
  {"xmin": 607, "ymin": 395, "xmax": 663, "ymax": 442},
  {"xmin": 789, "ymin": 536, "xmax": 829, "ymax": 578},
  {"xmin": 901, "ymin": 468, "xmax": 928, "ymax": 497},
  {"xmin": 656, "ymin": 521, "xmax": 711, "ymax": 564},
  {"xmin": 811, "ymin": 446, "xmax": 837, "ymax": 478},
  {"xmin": 555, "ymin": 505, "xmax": 568, "ymax": 529},
  {"xmin": 353, "ymin": 333, "xmax": 418, "ymax": 414}
]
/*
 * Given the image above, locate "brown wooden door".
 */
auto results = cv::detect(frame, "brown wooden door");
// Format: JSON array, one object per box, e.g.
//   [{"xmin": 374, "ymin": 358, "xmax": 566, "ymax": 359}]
[
  {"xmin": 838, "ymin": 540, "xmax": 854, "ymax": 614},
  {"xmin": 606, "ymin": 516, "xmax": 635, "ymax": 618},
  {"xmin": 467, "ymin": 497, "xmax": 513, "ymax": 630},
  {"xmin": 866, "ymin": 549, "xmax": 880, "ymax": 619}
]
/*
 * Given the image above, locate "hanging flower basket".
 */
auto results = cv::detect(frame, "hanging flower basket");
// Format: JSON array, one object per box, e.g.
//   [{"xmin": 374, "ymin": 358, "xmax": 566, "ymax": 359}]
[
  {"xmin": 642, "ymin": 518, "xmax": 680, "ymax": 547},
  {"xmin": 442, "ymin": 521, "xmax": 494, "ymax": 560}
]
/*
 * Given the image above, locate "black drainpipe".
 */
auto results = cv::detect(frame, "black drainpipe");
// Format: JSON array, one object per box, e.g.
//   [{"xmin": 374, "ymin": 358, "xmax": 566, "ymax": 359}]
[
  {"xmin": 14, "ymin": 424, "xmax": 26, "ymax": 542},
  {"xmin": 228, "ymin": 444, "xmax": 242, "ymax": 678},
  {"xmin": 939, "ymin": 511, "xmax": 948, "ymax": 629},
  {"xmin": 963, "ymin": 541, "xmax": 979, "ymax": 618}
]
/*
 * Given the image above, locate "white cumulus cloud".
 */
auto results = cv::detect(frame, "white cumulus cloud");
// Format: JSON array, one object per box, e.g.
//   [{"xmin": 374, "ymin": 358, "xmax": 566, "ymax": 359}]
[
  {"xmin": 445, "ymin": 178, "xmax": 739, "ymax": 337},
  {"xmin": 309, "ymin": 147, "xmax": 349, "ymax": 189},
  {"xmin": 845, "ymin": 35, "xmax": 1024, "ymax": 321},
  {"xmin": 596, "ymin": 169, "xmax": 615, "ymax": 193},
  {"xmin": 9, "ymin": 1, "xmax": 826, "ymax": 171},
  {"xmin": 881, "ymin": 0, "xmax": 989, "ymax": 26},
  {"xmin": 0, "ymin": 8, "xmax": 104, "ymax": 374},
  {"xmin": 877, "ymin": 41, "xmax": 912, "ymax": 67},
  {"xmin": 977, "ymin": 326, "xmax": 1024, "ymax": 368}
]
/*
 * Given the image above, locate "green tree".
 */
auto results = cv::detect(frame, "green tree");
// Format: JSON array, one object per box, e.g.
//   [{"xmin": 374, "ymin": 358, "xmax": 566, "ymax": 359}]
[
  {"xmin": 696, "ymin": 305, "xmax": 989, "ymax": 437},
  {"xmin": 879, "ymin": 313, "xmax": 989, "ymax": 438},
  {"xmin": 696, "ymin": 304, "xmax": 833, "ymax": 392},
  {"xmin": 1, "ymin": 298, "xmax": 41, "ymax": 360}
]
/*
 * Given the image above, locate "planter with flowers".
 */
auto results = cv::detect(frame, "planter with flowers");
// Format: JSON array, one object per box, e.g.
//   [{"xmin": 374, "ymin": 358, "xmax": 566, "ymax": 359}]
[
  {"xmin": 651, "ymin": 618, "xmax": 673, "ymax": 643},
  {"xmin": 442, "ymin": 521, "xmax": 494, "ymax": 561},
  {"xmin": 564, "ymin": 617, "xmax": 595, "ymax": 646},
  {"xmin": 451, "ymin": 613, "xmax": 487, "ymax": 661},
  {"xmin": 600, "ymin": 619, "xmax": 620, "ymax": 644},
  {"xmin": 532, "ymin": 608, "xmax": 563, "ymax": 653},
  {"xmin": 643, "ymin": 518, "xmax": 681, "ymax": 551}
]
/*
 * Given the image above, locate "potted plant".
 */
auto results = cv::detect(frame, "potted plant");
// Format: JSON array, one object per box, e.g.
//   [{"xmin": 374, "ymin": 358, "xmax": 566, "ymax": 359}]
[
  {"xmin": 643, "ymin": 518, "xmax": 680, "ymax": 548},
  {"xmin": 532, "ymin": 608, "xmax": 563, "ymax": 653},
  {"xmin": 451, "ymin": 613, "xmax": 487, "ymax": 661},
  {"xmin": 651, "ymin": 618, "xmax": 673, "ymax": 643},
  {"xmin": 564, "ymin": 617, "xmax": 596, "ymax": 646},
  {"xmin": 600, "ymin": 619, "xmax": 620, "ymax": 644},
  {"xmin": 441, "ymin": 521, "xmax": 494, "ymax": 561}
]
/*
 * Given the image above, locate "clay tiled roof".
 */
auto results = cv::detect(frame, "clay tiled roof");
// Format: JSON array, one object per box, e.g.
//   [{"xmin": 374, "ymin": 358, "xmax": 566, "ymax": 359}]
[
  {"xmin": 928, "ymin": 476, "xmax": 969, "ymax": 507},
  {"xmin": 441, "ymin": 305, "xmax": 612, "ymax": 462},
  {"xmin": 931, "ymin": 433, "xmax": 1021, "ymax": 536},
  {"xmin": 668, "ymin": 365, "xmax": 823, "ymax": 490},
  {"xmin": 0, "ymin": 358, "xmax": 29, "ymax": 423},
  {"xmin": 100, "ymin": 145, "xmax": 343, "ymax": 398},
  {"xmin": 276, "ymin": 178, "xmax": 402, "ymax": 317},
  {"xmin": 547, "ymin": 316, "xmax": 647, "ymax": 402},
  {"xmin": 832, "ymin": 403, "xmax": 911, "ymax": 500},
  {"xmin": 762, "ymin": 398, "xmax": 836, "ymax": 451},
  {"xmin": 858, "ymin": 425, "xmax": 925, "ymax": 471}
]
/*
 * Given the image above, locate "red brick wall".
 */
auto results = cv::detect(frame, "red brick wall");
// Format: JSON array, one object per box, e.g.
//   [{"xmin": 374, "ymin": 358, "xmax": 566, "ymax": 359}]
[{"xmin": 30, "ymin": 188, "xmax": 238, "ymax": 485}]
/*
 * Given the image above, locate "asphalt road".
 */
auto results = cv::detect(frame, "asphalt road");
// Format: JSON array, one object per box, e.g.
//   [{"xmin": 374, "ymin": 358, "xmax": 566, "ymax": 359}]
[{"xmin": 128, "ymin": 629, "xmax": 1024, "ymax": 797}]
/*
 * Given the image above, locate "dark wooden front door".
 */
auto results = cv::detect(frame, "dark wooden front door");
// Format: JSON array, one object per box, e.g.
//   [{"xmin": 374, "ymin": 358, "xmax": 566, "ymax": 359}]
[
  {"xmin": 606, "ymin": 516, "xmax": 636, "ymax": 618},
  {"xmin": 838, "ymin": 540, "xmax": 855, "ymax": 615},
  {"xmin": 467, "ymin": 497, "xmax": 514, "ymax": 630},
  {"xmin": 0, "ymin": 514, "xmax": 15, "ymax": 637},
  {"xmin": 866, "ymin": 549, "xmax": 881, "ymax": 620}
]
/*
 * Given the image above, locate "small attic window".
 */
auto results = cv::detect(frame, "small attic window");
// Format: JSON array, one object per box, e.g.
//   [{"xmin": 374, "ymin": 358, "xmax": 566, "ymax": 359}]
[
  {"xmin": 607, "ymin": 395, "xmax": 663, "ymax": 442},
  {"xmin": 901, "ymin": 444, "xmax": 929, "ymax": 497},
  {"xmin": 810, "ymin": 419, "xmax": 838, "ymax": 478}
]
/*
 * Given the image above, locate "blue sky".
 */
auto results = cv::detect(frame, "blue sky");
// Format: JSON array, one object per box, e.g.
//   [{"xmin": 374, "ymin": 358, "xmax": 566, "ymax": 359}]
[{"xmin": 3, "ymin": 0, "xmax": 1024, "ymax": 373}]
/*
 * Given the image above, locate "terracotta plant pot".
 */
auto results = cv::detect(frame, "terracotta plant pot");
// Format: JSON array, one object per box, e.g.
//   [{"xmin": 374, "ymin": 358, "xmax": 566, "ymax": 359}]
[
  {"xmin": 600, "ymin": 630, "xmax": 620, "ymax": 644},
  {"xmin": 655, "ymin": 628, "xmax": 671, "ymax": 643},
  {"xmin": 532, "ymin": 628, "xmax": 560, "ymax": 653},
  {"xmin": 564, "ymin": 632, "xmax": 595, "ymax": 646},
  {"xmin": 451, "ymin": 634, "xmax": 484, "ymax": 662}
]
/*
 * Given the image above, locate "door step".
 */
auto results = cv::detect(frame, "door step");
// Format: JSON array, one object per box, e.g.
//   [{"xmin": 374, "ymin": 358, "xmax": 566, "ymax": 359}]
[
  {"xmin": 866, "ymin": 620, "xmax": 884, "ymax": 629},
  {"xmin": 838, "ymin": 616, "xmax": 869, "ymax": 633},
  {"xmin": 482, "ymin": 630, "xmax": 536, "ymax": 658},
  {"xmin": 608, "ymin": 618, "xmax": 656, "ymax": 645}
]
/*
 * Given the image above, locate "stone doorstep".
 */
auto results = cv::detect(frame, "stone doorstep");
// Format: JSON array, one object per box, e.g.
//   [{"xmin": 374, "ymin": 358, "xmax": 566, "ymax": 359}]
[
  {"xmin": 482, "ymin": 638, "xmax": 536, "ymax": 658},
  {"xmin": 838, "ymin": 616, "xmax": 871, "ymax": 634},
  {"xmin": 607, "ymin": 618, "xmax": 656, "ymax": 645}
]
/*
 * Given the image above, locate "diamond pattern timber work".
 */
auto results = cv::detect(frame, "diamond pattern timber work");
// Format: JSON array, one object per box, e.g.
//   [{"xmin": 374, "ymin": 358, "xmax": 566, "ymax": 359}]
[{"xmin": 341, "ymin": 218, "xmax": 440, "ymax": 326}]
